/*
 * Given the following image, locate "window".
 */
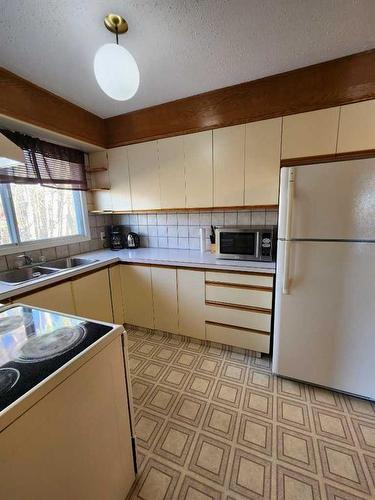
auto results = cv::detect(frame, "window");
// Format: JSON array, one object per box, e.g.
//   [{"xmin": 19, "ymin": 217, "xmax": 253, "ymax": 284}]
[{"xmin": 0, "ymin": 183, "xmax": 89, "ymax": 251}]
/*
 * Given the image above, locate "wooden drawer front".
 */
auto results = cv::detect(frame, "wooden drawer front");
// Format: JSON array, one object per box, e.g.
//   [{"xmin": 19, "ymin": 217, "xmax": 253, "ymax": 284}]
[
  {"xmin": 205, "ymin": 303, "xmax": 271, "ymax": 332},
  {"xmin": 206, "ymin": 322, "xmax": 270, "ymax": 353},
  {"xmin": 206, "ymin": 284, "xmax": 272, "ymax": 310},
  {"xmin": 206, "ymin": 271, "xmax": 273, "ymax": 288}
]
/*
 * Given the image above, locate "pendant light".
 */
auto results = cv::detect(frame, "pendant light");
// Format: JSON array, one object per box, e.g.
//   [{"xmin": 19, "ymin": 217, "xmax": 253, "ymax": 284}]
[{"xmin": 94, "ymin": 14, "xmax": 140, "ymax": 101}]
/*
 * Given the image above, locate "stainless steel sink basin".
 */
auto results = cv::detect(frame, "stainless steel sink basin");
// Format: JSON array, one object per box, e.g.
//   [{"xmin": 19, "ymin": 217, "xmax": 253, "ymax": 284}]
[
  {"xmin": 43, "ymin": 257, "xmax": 98, "ymax": 270},
  {"xmin": 0, "ymin": 266, "xmax": 59, "ymax": 285}
]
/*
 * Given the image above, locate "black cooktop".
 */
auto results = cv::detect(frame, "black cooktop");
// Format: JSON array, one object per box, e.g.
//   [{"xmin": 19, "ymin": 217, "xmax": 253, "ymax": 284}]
[{"xmin": 0, "ymin": 305, "xmax": 113, "ymax": 413}]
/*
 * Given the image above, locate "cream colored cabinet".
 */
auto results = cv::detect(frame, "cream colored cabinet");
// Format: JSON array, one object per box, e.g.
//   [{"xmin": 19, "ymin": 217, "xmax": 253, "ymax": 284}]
[
  {"xmin": 151, "ymin": 266, "xmax": 178, "ymax": 333},
  {"xmin": 213, "ymin": 124, "xmax": 245, "ymax": 206},
  {"xmin": 184, "ymin": 130, "xmax": 213, "ymax": 208},
  {"xmin": 107, "ymin": 146, "xmax": 132, "ymax": 211},
  {"xmin": 281, "ymin": 107, "xmax": 340, "ymax": 159},
  {"xmin": 158, "ymin": 136, "xmax": 186, "ymax": 209},
  {"xmin": 0, "ymin": 336, "xmax": 135, "ymax": 500},
  {"xmin": 18, "ymin": 282, "xmax": 76, "ymax": 315},
  {"xmin": 337, "ymin": 100, "xmax": 375, "ymax": 153},
  {"xmin": 88, "ymin": 150, "xmax": 112, "ymax": 211},
  {"xmin": 72, "ymin": 269, "xmax": 113, "ymax": 323},
  {"xmin": 245, "ymin": 118, "xmax": 282, "ymax": 206},
  {"xmin": 127, "ymin": 141, "xmax": 160, "ymax": 210},
  {"xmin": 121, "ymin": 264, "xmax": 154, "ymax": 329},
  {"xmin": 109, "ymin": 265, "xmax": 124, "ymax": 324},
  {"xmin": 177, "ymin": 269, "xmax": 205, "ymax": 339}
]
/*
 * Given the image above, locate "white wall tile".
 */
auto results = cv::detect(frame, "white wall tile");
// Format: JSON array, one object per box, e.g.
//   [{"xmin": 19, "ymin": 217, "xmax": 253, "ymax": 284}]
[
  {"xmin": 168, "ymin": 225, "xmax": 178, "ymax": 237},
  {"xmin": 157, "ymin": 225, "xmax": 168, "ymax": 237},
  {"xmin": 252, "ymin": 210, "xmax": 266, "ymax": 225},
  {"xmin": 211, "ymin": 212, "xmax": 224, "ymax": 226},
  {"xmin": 178, "ymin": 226, "xmax": 189, "ymax": 237},
  {"xmin": 168, "ymin": 237, "xmax": 178, "ymax": 248},
  {"xmin": 189, "ymin": 238, "xmax": 200, "ymax": 250},
  {"xmin": 148, "ymin": 225, "xmax": 158, "ymax": 236},
  {"xmin": 178, "ymin": 237, "xmax": 189, "ymax": 249},
  {"xmin": 265, "ymin": 210, "xmax": 278, "ymax": 225},
  {"xmin": 158, "ymin": 237, "xmax": 168, "ymax": 248},
  {"xmin": 199, "ymin": 213, "xmax": 211, "ymax": 226},
  {"xmin": 167, "ymin": 213, "xmax": 178, "ymax": 225},
  {"xmin": 237, "ymin": 211, "xmax": 251, "ymax": 225},
  {"xmin": 138, "ymin": 214, "xmax": 148, "ymax": 225},
  {"xmin": 177, "ymin": 213, "xmax": 188, "ymax": 225},
  {"xmin": 188, "ymin": 226, "xmax": 200, "ymax": 238},
  {"xmin": 224, "ymin": 212, "xmax": 238, "ymax": 225},
  {"xmin": 189, "ymin": 213, "xmax": 200, "ymax": 226},
  {"xmin": 157, "ymin": 213, "xmax": 167, "ymax": 225},
  {"xmin": 148, "ymin": 237, "xmax": 158, "ymax": 248},
  {"xmin": 147, "ymin": 214, "xmax": 157, "ymax": 225}
]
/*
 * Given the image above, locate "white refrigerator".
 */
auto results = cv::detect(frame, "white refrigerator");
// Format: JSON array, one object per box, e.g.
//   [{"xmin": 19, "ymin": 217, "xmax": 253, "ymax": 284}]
[{"xmin": 273, "ymin": 158, "xmax": 375, "ymax": 400}]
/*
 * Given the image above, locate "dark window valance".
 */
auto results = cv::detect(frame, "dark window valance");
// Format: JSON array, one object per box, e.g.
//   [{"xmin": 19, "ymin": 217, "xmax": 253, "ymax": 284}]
[{"xmin": 0, "ymin": 130, "xmax": 88, "ymax": 191}]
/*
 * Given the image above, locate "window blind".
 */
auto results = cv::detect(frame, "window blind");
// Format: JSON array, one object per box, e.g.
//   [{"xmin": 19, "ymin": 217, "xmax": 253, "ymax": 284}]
[{"xmin": 0, "ymin": 130, "xmax": 88, "ymax": 191}]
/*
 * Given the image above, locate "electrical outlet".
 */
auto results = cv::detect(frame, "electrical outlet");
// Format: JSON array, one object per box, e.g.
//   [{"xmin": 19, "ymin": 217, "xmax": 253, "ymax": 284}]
[{"xmin": 100, "ymin": 231, "xmax": 106, "ymax": 241}]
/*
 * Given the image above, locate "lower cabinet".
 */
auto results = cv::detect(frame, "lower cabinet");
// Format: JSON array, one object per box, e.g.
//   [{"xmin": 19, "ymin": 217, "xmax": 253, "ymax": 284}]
[
  {"xmin": 17, "ymin": 282, "xmax": 76, "ymax": 315},
  {"xmin": 109, "ymin": 265, "xmax": 124, "ymax": 324},
  {"xmin": 17, "ymin": 268, "xmax": 114, "ymax": 323},
  {"xmin": 151, "ymin": 266, "xmax": 179, "ymax": 334},
  {"xmin": 120, "ymin": 264, "xmax": 154, "ymax": 329},
  {"xmin": 72, "ymin": 268, "xmax": 113, "ymax": 323},
  {"xmin": 177, "ymin": 269, "xmax": 205, "ymax": 339}
]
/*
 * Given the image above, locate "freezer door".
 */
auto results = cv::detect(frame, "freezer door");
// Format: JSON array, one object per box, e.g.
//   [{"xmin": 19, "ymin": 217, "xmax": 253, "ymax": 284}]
[
  {"xmin": 273, "ymin": 240, "xmax": 375, "ymax": 399},
  {"xmin": 278, "ymin": 159, "xmax": 375, "ymax": 240}
]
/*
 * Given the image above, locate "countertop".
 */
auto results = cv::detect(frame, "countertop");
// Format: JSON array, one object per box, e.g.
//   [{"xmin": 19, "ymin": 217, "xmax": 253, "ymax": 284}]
[{"xmin": 0, "ymin": 247, "xmax": 275, "ymax": 301}]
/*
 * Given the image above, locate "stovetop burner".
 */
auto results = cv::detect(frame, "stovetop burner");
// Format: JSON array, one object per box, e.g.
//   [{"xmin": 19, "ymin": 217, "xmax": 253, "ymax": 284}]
[
  {"xmin": 0, "ymin": 368, "xmax": 20, "ymax": 395},
  {"xmin": 17, "ymin": 326, "xmax": 87, "ymax": 362}
]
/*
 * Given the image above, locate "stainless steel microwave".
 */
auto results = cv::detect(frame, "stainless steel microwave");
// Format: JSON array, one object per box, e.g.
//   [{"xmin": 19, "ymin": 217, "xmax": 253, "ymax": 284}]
[{"xmin": 215, "ymin": 226, "xmax": 277, "ymax": 261}]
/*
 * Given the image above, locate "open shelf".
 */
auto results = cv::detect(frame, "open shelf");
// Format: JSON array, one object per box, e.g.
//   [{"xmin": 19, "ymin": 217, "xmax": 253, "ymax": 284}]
[{"xmin": 86, "ymin": 167, "xmax": 108, "ymax": 173}]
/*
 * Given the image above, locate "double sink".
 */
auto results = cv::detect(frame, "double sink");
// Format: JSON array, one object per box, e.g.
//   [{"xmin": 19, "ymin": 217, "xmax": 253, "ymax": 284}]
[{"xmin": 0, "ymin": 257, "xmax": 98, "ymax": 286}]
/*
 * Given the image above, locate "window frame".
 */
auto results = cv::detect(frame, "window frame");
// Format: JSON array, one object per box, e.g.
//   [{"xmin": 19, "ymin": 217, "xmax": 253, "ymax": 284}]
[{"xmin": 0, "ymin": 184, "xmax": 91, "ymax": 256}]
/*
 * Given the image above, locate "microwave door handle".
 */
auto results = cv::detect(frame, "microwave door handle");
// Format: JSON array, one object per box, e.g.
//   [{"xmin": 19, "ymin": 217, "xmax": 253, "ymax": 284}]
[{"xmin": 255, "ymin": 232, "xmax": 260, "ymax": 259}]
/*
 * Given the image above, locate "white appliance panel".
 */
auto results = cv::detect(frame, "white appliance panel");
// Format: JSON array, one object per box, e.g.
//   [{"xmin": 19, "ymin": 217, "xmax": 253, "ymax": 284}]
[
  {"xmin": 278, "ymin": 159, "xmax": 375, "ymax": 241},
  {"xmin": 273, "ymin": 240, "xmax": 375, "ymax": 399}
]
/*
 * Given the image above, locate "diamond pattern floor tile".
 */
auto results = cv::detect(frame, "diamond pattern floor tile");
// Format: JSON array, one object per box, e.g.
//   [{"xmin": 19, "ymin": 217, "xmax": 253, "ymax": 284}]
[{"xmin": 126, "ymin": 328, "xmax": 375, "ymax": 500}]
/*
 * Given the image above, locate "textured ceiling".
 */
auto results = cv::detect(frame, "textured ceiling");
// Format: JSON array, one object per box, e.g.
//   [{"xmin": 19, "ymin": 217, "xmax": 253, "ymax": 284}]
[{"xmin": 0, "ymin": 0, "xmax": 374, "ymax": 119}]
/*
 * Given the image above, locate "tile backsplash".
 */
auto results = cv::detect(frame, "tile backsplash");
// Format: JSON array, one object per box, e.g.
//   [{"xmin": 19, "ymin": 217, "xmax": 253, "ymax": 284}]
[
  {"xmin": 0, "ymin": 214, "xmax": 113, "ymax": 272},
  {"xmin": 113, "ymin": 208, "xmax": 278, "ymax": 250}
]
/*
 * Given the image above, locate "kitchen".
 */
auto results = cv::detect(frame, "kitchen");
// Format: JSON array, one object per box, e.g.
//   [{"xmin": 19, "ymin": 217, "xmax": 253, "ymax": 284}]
[{"xmin": 0, "ymin": 2, "xmax": 375, "ymax": 499}]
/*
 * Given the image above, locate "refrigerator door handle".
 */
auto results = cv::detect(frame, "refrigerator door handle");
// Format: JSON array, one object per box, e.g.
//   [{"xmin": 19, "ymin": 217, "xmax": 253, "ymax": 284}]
[{"xmin": 283, "ymin": 168, "xmax": 295, "ymax": 294}]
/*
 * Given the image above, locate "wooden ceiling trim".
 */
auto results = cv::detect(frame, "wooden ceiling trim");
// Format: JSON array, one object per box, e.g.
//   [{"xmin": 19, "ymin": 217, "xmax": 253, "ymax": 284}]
[
  {"xmin": 105, "ymin": 49, "xmax": 375, "ymax": 148},
  {"xmin": 0, "ymin": 67, "xmax": 106, "ymax": 148}
]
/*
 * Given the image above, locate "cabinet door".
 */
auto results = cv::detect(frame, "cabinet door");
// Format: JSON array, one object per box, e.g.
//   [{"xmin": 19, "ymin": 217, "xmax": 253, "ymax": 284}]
[
  {"xmin": 72, "ymin": 269, "xmax": 113, "ymax": 323},
  {"xmin": 184, "ymin": 131, "xmax": 213, "ymax": 208},
  {"xmin": 121, "ymin": 264, "xmax": 154, "ymax": 329},
  {"xmin": 281, "ymin": 107, "xmax": 340, "ymax": 159},
  {"xmin": 19, "ymin": 282, "xmax": 76, "ymax": 315},
  {"xmin": 213, "ymin": 125, "xmax": 245, "ymax": 206},
  {"xmin": 177, "ymin": 269, "xmax": 205, "ymax": 339},
  {"xmin": 108, "ymin": 146, "xmax": 132, "ymax": 211},
  {"xmin": 337, "ymin": 100, "xmax": 375, "ymax": 153},
  {"xmin": 245, "ymin": 118, "xmax": 282, "ymax": 206},
  {"xmin": 89, "ymin": 151, "xmax": 112, "ymax": 211},
  {"xmin": 158, "ymin": 136, "xmax": 186, "ymax": 209},
  {"xmin": 151, "ymin": 266, "xmax": 178, "ymax": 334},
  {"xmin": 127, "ymin": 141, "xmax": 160, "ymax": 210},
  {"xmin": 109, "ymin": 265, "xmax": 124, "ymax": 324}
]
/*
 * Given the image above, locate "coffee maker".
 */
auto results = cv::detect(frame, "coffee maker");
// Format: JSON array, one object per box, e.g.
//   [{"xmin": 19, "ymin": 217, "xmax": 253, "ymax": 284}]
[{"xmin": 107, "ymin": 225, "xmax": 125, "ymax": 250}]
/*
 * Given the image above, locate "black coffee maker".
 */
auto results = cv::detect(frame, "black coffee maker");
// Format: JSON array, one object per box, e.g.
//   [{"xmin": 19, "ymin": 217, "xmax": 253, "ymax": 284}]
[{"xmin": 107, "ymin": 225, "xmax": 125, "ymax": 250}]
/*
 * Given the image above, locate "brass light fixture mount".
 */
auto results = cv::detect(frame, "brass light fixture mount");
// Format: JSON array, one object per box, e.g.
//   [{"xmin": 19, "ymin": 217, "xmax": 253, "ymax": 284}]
[{"xmin": 104, "ymin": 14, "xmax": 128, "ymax": 43}]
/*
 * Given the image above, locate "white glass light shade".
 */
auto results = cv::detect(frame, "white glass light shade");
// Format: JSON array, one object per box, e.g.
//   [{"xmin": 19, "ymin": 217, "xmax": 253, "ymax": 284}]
[{"xmin": 94, "ymin": 43, "xmax": 140, "ymax": 100}]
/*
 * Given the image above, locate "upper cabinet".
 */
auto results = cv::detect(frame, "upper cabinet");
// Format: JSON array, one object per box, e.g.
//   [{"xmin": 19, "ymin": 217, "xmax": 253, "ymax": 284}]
[
  {"xmin": 245, "ymin": 118, "xmax": 282, "ymax": 206},
  {"xmin": 107, "ymin": 146, "xmax": 132, "ymax": 211},
  {"xmin": 337, "ymin": 100, "xmax": 375, "ymax": 153},
  {"xmin": 184, "ymin": 131, "xmax": 213, "ymax": 208},
  {"xmin": 213, "ymin": 124, "xmax": 245, "ymax": 206},
  {"xmin": 127, "ymin": 141, "xmax": 161, "ymax": 210},
  {"xmin": 281, "ymin": 107, "xmax": 340, "ymax": 159},
  {"xmin": 158, "ymin": 136, "xmax": 186, "ymax": 209}
]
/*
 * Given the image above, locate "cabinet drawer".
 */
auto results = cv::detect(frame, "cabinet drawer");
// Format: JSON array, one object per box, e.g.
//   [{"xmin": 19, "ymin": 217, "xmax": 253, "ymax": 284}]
[
  {"xmin": 206, "ymin": 284, "xmax": 272, "ymax": 310},
  {"xmin": 206, "ymin": 271, "xmax": 273, "ymax": 288},
  {"xmin": 206, "ymin": 322, "xmax": 270, "ymax": 353},
  {"xmin": 205, "ymin": 303, "xmax": 271, "ymax": 332}
]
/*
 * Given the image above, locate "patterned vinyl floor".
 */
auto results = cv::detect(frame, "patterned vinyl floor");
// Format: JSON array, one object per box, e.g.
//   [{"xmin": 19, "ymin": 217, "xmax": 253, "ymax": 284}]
[{"xmin": 126, "ymin": 328, "xmax": 375, "ymax": 500}]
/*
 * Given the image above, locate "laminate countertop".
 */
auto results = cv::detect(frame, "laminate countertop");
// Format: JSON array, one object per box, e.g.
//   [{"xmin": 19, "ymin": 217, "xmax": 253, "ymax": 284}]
[{"xmin": 0, "ymin": 247, "xmax": 276, "ymax": 301}]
